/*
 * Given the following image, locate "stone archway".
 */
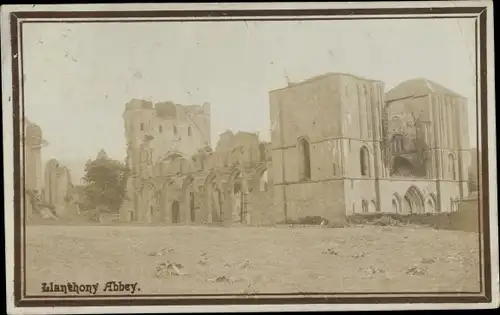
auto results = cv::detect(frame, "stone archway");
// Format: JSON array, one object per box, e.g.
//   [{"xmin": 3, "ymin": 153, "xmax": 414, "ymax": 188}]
[
  {"xmin": 171, "ymin": 200, "xmax": 180, "ymax": 223},
  {"xmin": 232, "ymin": 177, "xmax": 244, "ymax": 223},
  {"xmin": 403, "ymin": 186, "xmax": 425, "ymax": 214},
  {"xmin": 204, "ymin": 172, "xmax": 224, "ymax": 223},
  {"xmin": 182, "ymin": 176, "xmax": 197, "ymax": 224},
  {"xmin": 230, "ymin": 169, "xmax": 247, "ymax": 224}
]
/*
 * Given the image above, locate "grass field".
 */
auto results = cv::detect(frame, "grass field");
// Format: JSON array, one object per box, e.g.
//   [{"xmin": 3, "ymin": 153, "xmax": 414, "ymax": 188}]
[{"xmin": 25, "ymin": 225, "xmax": 481, "ymax": 296}]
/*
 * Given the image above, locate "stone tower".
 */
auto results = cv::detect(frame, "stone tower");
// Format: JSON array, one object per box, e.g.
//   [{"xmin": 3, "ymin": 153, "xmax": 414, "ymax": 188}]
[
  {"xmin": 24, "ymin": 119, "xmax": 45, "ymax": 193},
  {"xmin": 268, "ymin": 73, "xmax": 385, "ymax": 223},
  {"xmin": 121, "ymin": 99, "xmax": 212, "ymax": 222}
]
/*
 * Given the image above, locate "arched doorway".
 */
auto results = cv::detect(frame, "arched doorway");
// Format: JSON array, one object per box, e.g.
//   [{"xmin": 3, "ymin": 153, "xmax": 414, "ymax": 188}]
[
  {"xmin": 204, "ymin": 173, "xmax": 224, "ymax": 223},
  {"xmin": 231, "ymin": 171, "xmax": 245, "ymax": 224},
  {"xmin": 210, "ymin": 181, "xmax": 224, "ymax": 222},
  {"xmin": 171, "ymin": 200, "xmax": 180, "ymax": 223},
  {"xmin": 403, "ymin": 186, "xmax": 424, "ymax": 214},
  {"xmin": 362, "ymin": 200, "xmax": 369, "ymax": 213},
  {"xmin": 392, "ymin": 199, "xmax": 398, "ymax": 213}
]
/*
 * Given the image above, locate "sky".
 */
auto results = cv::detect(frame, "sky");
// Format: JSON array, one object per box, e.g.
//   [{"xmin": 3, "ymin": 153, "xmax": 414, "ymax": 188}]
[{"xmin": 22, "ymin": 18, "xmax": 477, "ymax": 183}]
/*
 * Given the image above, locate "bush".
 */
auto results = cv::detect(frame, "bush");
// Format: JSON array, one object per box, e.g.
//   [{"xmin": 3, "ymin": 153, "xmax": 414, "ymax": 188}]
[
  {"xmin": 347, "ymin": 212, "xmax": 456, "ymax": 229},
  {"xmin": 277, "ymin": 216, "xmax": 332, "ymax": 226}
]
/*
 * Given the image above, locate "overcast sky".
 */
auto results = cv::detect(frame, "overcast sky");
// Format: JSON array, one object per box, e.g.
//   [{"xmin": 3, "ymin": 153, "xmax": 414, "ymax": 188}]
[{"xmin": 22, "ymin": 18, "xmax": 477, "ymax": 182}]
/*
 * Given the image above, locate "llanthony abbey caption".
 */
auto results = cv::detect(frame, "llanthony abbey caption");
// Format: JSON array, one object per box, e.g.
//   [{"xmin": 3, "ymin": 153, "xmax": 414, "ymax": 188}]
[{"xmin": 41, "ymin": 281, "xmax": 140, "ymax": 295}]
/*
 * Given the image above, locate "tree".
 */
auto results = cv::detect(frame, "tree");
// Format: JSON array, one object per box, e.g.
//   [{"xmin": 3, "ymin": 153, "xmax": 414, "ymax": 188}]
[{"xmin": 82, "ymin": 155, "xmax": 129, "ymax": 214}]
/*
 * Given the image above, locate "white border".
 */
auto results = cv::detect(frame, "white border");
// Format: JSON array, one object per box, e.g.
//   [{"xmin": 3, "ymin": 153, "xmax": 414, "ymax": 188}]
[{"xmin": 2, "ymin": 1, "xmax": 497, "ymax": 314}]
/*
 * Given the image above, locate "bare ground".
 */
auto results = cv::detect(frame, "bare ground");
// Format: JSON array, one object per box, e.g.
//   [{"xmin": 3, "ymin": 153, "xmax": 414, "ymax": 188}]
[{"xmin": 25, "ymin": 225, "xmax": 481, "ymax": 295}]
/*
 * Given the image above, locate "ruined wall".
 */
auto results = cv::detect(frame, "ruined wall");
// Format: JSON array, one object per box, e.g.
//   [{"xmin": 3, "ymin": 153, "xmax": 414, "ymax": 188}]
[
  {"xmin": 269, "ymin": 73, "xmax": 384, "ymax": 223},
  {"xmin": 24, "ymin": 120, "xmax": 44, "ymax": 193},
  {"xmin": 206, "ymin": 131, "xmax": 262, "ymax": 169},
  {"xmin": 247, "ymin": 188, "xmax": 275, "ymax": 225},
  {"xmin": 43, "ymin": 159, "xmax": 73, "ymax": 217},
  {"xmin": 339, "ymin": 75, "xmax": 385, "ymax": 143},
  {"xmin": 384, "ymin": 86, "xmax": 470, "ymax": 198}
]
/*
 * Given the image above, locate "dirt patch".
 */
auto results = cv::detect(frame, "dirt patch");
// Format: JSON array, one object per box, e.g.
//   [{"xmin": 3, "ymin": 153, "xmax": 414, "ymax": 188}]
[{"xmin": 25, "ymin": 225, "xmax": 481, "ymax": 295}]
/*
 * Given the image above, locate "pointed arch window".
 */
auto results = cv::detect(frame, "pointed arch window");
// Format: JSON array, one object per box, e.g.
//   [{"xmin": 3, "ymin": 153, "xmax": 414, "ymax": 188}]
[
  {"xmin": 360, "ymin": 146, "xmax": 371, "ymax": 177},
  {"xmin": 391, "ymin": 134, "xmax": 405, "ymax": 153}
]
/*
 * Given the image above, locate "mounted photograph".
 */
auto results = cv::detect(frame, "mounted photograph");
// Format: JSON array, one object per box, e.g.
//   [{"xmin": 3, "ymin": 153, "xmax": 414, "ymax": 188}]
[{"xmin": 2, "ymin": 1, "xmax": 497, "ymax": 314}]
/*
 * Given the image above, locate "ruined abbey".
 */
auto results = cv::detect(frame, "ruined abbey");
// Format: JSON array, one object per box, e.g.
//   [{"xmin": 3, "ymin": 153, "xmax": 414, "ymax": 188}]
[
  {"xmin": 24, "ymin": 119, "xmax": 77, "ymax": 220},
  {"xmin": 118, "ymin": 73, "xmax": 471, "ymax": 225}
]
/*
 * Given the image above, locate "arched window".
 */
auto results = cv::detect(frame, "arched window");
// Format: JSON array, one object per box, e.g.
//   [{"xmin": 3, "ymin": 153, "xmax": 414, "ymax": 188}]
[
  {"xmin": 391, "ymin": 134, "xmax": 405, "ymax": 153},
  {"xmin": 188, "ymin": 126, "xmax": 192, "ymax": 136},
  {"xmin": 448, "ymin": 153, "xmax": 457, "ymax": 180},
  {"xmin": 159, "ymin": 125, "xmax": 163, "ymax": 133},
  {"xmin": 298, "ymin": 138, "xmax": 311, "ymax": 181},
  {"xmin": 140, "ymin": 123, "xmax": 144, "ymax": 131},
  {"xmin": 360, "ymin": 146, "xmax": 370, "ymax": 177},
  {"xmin": 173, "ymin": 125, "xmax": 178, "ymax": 136}
]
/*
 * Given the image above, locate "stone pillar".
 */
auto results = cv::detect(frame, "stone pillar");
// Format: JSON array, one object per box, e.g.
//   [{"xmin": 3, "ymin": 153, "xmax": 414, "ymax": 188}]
[{"xmin": 241, "ymin": 175, "xmax": 250, "ymax": 224}]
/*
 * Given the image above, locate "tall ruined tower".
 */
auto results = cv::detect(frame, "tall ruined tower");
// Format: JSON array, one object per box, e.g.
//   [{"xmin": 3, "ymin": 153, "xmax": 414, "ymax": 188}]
[
  {"xmin": 24, "ymin": 119, "xmax": 45, "ymax": 193},
  {"xmin": 121, "ymin": 99, "xmax": 212, "ymax": 222}
]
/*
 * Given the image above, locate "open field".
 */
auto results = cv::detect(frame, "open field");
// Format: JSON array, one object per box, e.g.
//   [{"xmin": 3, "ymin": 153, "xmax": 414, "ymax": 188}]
[{"xmin": 25, "ymin": 225, "xmax": 481, "ymax": 295}]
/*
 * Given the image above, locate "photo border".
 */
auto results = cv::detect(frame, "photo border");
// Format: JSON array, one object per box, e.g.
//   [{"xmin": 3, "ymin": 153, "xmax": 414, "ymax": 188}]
[{"xmin": 2, "ymin": 2, "xmax": 497, "ymax": 311}]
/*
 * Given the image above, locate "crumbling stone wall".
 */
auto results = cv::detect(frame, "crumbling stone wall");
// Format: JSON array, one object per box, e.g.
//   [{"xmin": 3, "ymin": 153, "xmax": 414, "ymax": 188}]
[{"xmin": 43, "ymin": 159, "xmax": 73, "ymax": 217}]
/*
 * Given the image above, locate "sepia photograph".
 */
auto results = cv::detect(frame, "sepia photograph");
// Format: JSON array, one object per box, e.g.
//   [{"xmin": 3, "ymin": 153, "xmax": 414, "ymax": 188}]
[{"xmin": 2, "ymin": 1, "xmax": 498, "ymax": 314}]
